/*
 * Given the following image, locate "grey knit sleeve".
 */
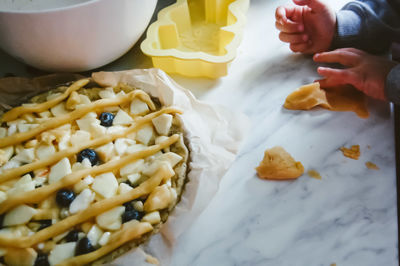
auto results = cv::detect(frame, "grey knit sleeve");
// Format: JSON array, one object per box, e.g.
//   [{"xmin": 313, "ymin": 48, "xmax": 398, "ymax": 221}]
[
  {"xmin": 385, "ymin": 64, "xmax": 400, "ymax": 104},
  {"xmin": 331, "ymin": 0, "xmax": 400, "ymax": 54}
]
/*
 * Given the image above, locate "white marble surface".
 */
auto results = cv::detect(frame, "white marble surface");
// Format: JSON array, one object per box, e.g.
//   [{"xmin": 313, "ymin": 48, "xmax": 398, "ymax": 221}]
[{"xmin": 0, "ymin": 0, "xmax": 398, "ymax": 265}]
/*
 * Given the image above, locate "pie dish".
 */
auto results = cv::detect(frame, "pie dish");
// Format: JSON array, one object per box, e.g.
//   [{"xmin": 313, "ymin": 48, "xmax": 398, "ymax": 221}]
[{"xmin": 0, "ymin": 78, "xmax": 189, "ymax": 265}]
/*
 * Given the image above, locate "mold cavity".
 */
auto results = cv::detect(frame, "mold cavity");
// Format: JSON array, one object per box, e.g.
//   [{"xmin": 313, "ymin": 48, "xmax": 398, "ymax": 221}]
[{"xmin": 159, "ymin": 0, "xmax": 236, "ymax": 56}]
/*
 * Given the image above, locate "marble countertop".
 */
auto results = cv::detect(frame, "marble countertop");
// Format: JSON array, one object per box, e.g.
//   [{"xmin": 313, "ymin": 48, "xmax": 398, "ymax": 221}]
[{"xmin": 0, "ymin": 0, "xmax": 398, "ymax": 265}]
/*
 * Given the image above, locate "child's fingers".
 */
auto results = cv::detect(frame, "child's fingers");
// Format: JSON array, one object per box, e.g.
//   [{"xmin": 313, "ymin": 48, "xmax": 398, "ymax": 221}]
[
  {"xmin": 289, "ymin": 41, "xmax": 311, "ymax": 53},
  {"xmin": 314, "ymin": 50, "xmax": 361, "ymax": 67},
  {"xmin": 275, "ymin": 21, "xmax": 304, "ymax": 34},
  {"xmin": 279, "ymin": 32, "xmax": 308, "ymax": 44},
  {"xmin": 317, "ymin": 67, "xmax": 358, "ymax": 88},
  {"xmin": 275, "ymin": 6, "xmax": 289, "ymax": 24},
  {"xmin": 293, "ymin": 0, "xmax": 326, "ymax": 12}
]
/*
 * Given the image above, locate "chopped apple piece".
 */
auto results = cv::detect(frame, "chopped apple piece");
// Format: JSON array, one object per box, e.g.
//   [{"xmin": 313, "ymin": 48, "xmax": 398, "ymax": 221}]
[
  {"xmin": 142, "ymin": 211, "xmax": 161, "ymax": 225},
  {"xmin": 4, "ymin": 205, "xmax": 37, "ymax": 226},
  {"xmin": 118, "ymin": 183, "xmax": 133, "ymax": 194},
  {"xmin": 1, "ymin": 159, "xmax": 22, "ymax": 171},
  {"xmin": 48, "ymin": 242, "xmax": 76, "ymax": 266},
  {"xmin": 90, "ymin": 123, "xmax": 107, "ymax": 138},
  {"xmin": 119, "ymin": 159, "xmax": 145, "ymax": 177},
  {"xmin": 126, "ymin": 144, "xmax": 147, "ymax": 154},
  {"xmin": 4, "ymin": 247, "xmax": 37, "ymax": 266},
  {"xmin": 87, "ymin": 224, "xmax": 104, "ymax": 246},
  {"xmin": 98, "ymin": 232, "xmax": 111, "ymax": 246},
  {"xmin": 130, "ymin": 98, "xmax": 149, "ymax": 115},
  {"xmin": 91, "ymin": 172, "xmax": 118, "ymax": 198},
  {"xmin": 0, "ymin": 146, "xmax": 14, "ymax": 166},
  {"xmin": 50, "ymin": 103, "xmax": 69, "ymax": 117},
  {"xmin": 96, "ymin": 206, "xmax": 125, "ymax": 231},
  {"xmin": 106, "ymin": 125, "xmax": 126, "ymax": 135},
  {"xmin": 70, "ymin": 130, "xmax": 91, "ymax": 147},
  {"xmin": 0, "ymin": 127, "xmax": 7, "ymax": 138},
  {"xmin": 113, "ymin": 109, "xmax": 133, "ymax": 125},
  {"xmin": 76, "ymin": 112, "xmax": 100, "ymax": 131},
  {"xmin": 135, "ymin": 124, "xmax": 154, "ymax": 145},
  {"xmin": 152, "ymin": 114, "xmax": 173, "ymax": 135},
  {"xmin": 114, "ymin": 138, "xmax": 135, "ymax": 156},
  {"xmin": 127, "ymin": 173, "xmax": 141, "ymax": 185},
  {"xmin": 95, "ymin": 142, "xmax": 116, "ymax": 162},
  {"xmin": 7, "ymin": 124, "xmax": 17, "ymax": 136},
  {"xmin": 157, "ymin": 152, "xmax": 183, "ymax": 168},
  {"xmin": 99, "ymin": 87, "xmax": 116, "ymax": 99},
  {"xmin": 0, "ymin": 191, "xmax": 7, "ymax": 204},
  {"xmin": 38, "ymin": 110, "xmax": 52, "ymax": 118},
  {"xmin": 17, "ymin": 123, "xmax": 38, "ymax": 133},
  {"xmin": 49, "ymin": 158, "xmax": 72, "ymax": 184},
  {"xmin": 13, "ymin": 148, "xmax": 35, "ymax": 164},
  {"xmin": 69, "ymin": 188, "xmax": 95, "ymax": 214},
  {"xmin": 36, "ymin": 145, "xmax": 56, "ymax": 161},
  {"xmin": 66, "ymin": 91, "xmax": 81, "ymax": 110},
  {"xmin": 143, "ymin": 184, "xmax": 174, "ymax": 212},
  {"xmin": 8, "ymin": 174, "xmax": 35, "ymax": 195}
]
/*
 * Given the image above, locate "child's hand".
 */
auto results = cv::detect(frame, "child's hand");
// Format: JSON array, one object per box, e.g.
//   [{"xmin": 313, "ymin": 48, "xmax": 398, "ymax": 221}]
[
  {"xmin": 314, "ymin": 48, "xmax": 398, "ymax": 101},
  {"xmin": 275, "ymin": 0, "xmax": 336, "ymax": 54}
]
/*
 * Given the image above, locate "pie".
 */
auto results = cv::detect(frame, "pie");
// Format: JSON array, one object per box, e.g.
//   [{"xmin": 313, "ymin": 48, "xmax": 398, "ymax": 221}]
[{"xmin": 0, "ymin": 78, "xmax": 189, "ymax": 265}]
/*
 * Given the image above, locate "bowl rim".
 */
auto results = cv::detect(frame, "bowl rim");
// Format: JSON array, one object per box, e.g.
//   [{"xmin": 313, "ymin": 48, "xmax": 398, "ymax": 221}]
[{"xmin": 0, "ymin": 0, "xmax": 102, "ymax": 14}]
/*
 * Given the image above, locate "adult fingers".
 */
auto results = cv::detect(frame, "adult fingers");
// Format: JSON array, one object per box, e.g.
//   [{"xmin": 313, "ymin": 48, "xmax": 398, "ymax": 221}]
[
  {"xmin": 314, "ymin": 50, "xmax": 361, "ymax": 67},
  {"xmin": 293, "ymin": 0, "xmax": 326, "ymax": 12},
  {"xmin": 279, "ymin": 32, "xmax": 308, "ymax": 44}
]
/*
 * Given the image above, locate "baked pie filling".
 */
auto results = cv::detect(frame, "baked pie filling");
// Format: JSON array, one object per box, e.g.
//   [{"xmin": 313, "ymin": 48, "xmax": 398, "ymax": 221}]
[{"xmin": 0, "ymin": 79, "xmax": 189, "ymax": 265}]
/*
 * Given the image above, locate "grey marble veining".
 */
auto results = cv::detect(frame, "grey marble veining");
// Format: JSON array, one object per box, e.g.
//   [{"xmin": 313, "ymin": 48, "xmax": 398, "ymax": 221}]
[{"xmin": 0, "ymin": 0, "xmax": 397, "ymax": 265}]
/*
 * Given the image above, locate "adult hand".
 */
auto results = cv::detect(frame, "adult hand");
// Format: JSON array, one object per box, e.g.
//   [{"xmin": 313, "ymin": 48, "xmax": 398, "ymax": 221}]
[
  {"xmin": 275, "ymin": 0, "xmax": 336, "ymax": 54},
  {"xmin": 314, "ymin": 48, "xmax": 398, "ymax": 101}
]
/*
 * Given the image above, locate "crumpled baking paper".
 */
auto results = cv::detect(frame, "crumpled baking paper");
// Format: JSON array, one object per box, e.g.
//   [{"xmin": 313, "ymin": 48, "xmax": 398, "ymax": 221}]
[{"xmin": 0, "ymin": 68, "xmax": 249, "ymax": 266}]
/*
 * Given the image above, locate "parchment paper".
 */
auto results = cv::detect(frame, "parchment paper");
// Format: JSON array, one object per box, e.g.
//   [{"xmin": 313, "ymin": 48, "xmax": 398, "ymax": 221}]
[{"xmin": 0, "ymin": 68, "xmax": 249, "ymax": 266}]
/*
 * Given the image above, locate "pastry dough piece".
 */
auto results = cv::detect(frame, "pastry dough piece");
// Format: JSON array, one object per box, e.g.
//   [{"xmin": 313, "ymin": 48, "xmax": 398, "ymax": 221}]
[
  {"xmin": 256, "ymin": 146, "xmax": 304, "ymax": 180},
  {"xmin": 366, "ymin": 161, "xmax": 379, "ymax": 170},
  {"xmin": 284, "ymin": 82, "xmax": 330, "ymax": 110},
  {"xmin": 284, "ymin": 83, "xmax": 369, "ymax": 118},
  {"xmin": 324, "ymin": 85, "xmax": 369, "ymax": 118},
  {"xmin": 340, "ymin": 145, "xmax": 360, "ymax": 160}
]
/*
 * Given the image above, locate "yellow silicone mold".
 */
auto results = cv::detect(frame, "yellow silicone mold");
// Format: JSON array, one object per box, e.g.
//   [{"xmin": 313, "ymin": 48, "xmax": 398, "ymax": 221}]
[{"xmin": 141, "ymin": 0, "xmax": 249, "ymax": 78}]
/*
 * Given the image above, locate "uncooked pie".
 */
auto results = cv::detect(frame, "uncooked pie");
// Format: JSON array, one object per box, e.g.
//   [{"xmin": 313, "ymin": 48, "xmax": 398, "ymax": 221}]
[{"xmin": 0, "ymin": 78, "xmax": 189, "ymax": 265}]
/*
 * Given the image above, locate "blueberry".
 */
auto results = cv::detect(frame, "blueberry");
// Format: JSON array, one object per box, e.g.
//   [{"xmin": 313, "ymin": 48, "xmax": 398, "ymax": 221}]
[
  {"xmin": 75, "ymin": 237, "xmax": 95, "ymax": 256},
  {"xmin": 65, "ymin": 229, "xmax": 79, "ymax": 242},
  {"xmin": 37, "ymin": 219, "xmax": 52, "ymax": 231},
  {"xmin": 121, "ymin": 209, "xmax": 144, "ymax": 223},
  {"xmin": 77, "ymin": 149, "xmax": 99, "ymax": 166},
  {"xmin": 123, "ymin": 201, "xmax": 134, "ymax": 212},
  {"xmin": 56, "ymin": 189, "xmax": 76, "ymax": 208},
  {"xmin": 99, "ymin": 112, "xmax": 115, "ymax": 127},
  {"xmin": 34, "ymin": 253, "xmax": 50, "ymax": 266}
]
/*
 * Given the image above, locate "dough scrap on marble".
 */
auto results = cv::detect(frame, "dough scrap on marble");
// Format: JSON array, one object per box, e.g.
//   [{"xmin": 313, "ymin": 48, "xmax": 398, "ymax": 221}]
[
  {"xmin": 340, "ymin": 145, "xmax": 360, "ymax": 160},
  {"xmin": 256, "ymin": 146, "xmax": 304, "ymax": 180},
  {"xmin": 284, "ymin": 82, "xmax": 331, "ymax": 110},
  {"xmin": 284, "ymin": 82, "xmax": 369, "ymax": 118},
  {"xmin": 307, "ymin": 169, "xmax": 322, "ymax": 180},
  {"xmin": 366, "ymin": 161, "xmax": 379, "ymax": 170}
]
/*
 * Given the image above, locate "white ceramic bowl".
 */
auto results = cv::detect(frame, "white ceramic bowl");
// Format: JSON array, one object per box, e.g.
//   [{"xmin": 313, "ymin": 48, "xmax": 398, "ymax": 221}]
[{"xmin": 0, "ymin": 0, "xmax": 157, "ymax": 72}]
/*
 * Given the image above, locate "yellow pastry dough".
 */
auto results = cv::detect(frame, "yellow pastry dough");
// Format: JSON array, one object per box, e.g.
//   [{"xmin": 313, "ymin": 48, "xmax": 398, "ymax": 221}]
[
  {"xmin": 284, "ymin": 82, "xmax": 331, "ymax": 110},
  {"xmin": 340, "ymin": 145, "xmax": 360, "ymax": 160},
  {"xmin": 256, "ymin": 146, "xmax": 304, "ymax": 180},
  {"xmin": 366, "ymin": 161, "xmax": 379, "ymax": 170},
  {"xmin": 284, "ymin": 82, "xmax": 369, "ymax": 118}
]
